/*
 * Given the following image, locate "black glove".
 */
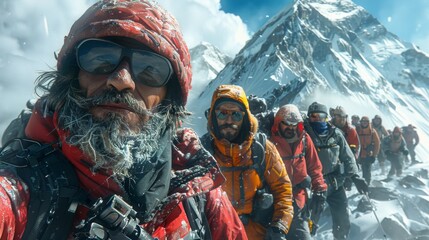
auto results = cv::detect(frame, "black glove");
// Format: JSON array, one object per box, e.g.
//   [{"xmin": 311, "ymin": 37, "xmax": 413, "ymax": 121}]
[
  {"xmin": 403, "ymin": 150, "xmax": 409, "ymax": 156},
  {"xmin": 309, "ymin": 191, "xmax": 326, "ymax": 216},
  {"xmin": 351, "ymin": 175, "xmax": 368, "ymax": 194},
  {"xmin": 264, "ymin": 227, "xmax": 287, "ymax": 240},
  {"xmin": 343, "ymin": 177, "xmax": 353, "ymax": 191}
]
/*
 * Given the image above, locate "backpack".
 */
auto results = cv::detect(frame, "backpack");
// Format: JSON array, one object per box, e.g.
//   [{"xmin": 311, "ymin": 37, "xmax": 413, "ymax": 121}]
[{"xmin": 0, "ymin": 138, "xmax": 85, "ymax": 240}]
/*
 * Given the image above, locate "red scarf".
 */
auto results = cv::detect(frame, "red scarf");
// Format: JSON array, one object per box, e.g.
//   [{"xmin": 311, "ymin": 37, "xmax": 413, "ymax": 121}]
[{"xmin": 25, "ymin": 105, "xmax": 123, "ymax": 199}]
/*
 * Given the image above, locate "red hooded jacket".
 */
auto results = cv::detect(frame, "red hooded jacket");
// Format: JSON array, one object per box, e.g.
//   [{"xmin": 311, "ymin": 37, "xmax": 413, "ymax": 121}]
[
  {"xmin": 270, "ymin": 105, "xmax": 327, "ymax": 209},
  {"xmin": 0, "ymin": 102, "xmax": 247, "ymax": 240}
]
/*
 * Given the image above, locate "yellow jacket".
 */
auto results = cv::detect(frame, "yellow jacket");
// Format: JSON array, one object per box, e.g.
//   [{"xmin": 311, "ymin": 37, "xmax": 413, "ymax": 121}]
[{"xmin": 206, "ymin": 85, "xmax": 293, "ymax": 234}]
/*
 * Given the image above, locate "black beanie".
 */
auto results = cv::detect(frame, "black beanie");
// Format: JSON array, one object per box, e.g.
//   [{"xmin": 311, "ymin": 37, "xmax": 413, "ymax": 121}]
[{"xmin": 307, "ymin": 102, "xmax": 328, "ymax": 115}]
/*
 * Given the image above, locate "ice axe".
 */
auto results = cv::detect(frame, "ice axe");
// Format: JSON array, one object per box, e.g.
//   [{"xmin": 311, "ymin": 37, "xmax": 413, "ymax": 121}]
[{"xmin": 363, "ymin": 193, "xmax": 387, "ymax": 240}]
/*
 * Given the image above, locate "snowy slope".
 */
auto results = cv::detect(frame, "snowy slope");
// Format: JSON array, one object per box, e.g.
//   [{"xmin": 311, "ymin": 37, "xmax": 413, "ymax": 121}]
[{"xmin": 191, "ymin": 0, "xmax": 429, "ymax": 162}]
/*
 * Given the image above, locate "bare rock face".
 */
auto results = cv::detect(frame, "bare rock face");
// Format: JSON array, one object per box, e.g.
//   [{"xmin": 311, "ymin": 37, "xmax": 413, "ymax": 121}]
[
  {"xmin": 381, "ymin": 213, "xmax": 411, "ymax": 240},
  {"xmin": 368, "ymin": 187, "xmax": 399, "ymax": 201}
]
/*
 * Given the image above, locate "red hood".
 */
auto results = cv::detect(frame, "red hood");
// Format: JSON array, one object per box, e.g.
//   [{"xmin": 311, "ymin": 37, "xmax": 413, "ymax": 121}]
[
  {"xmin": 57, "ymin": 0, "xmax": 191, "ymax": 105},
  {"xmin": 25, "ymin": 102, "xmax": 123, "ymax": 198}
]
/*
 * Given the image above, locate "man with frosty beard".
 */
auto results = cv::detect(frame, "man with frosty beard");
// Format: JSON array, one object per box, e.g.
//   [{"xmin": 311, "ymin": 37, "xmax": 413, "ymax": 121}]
[{"xmin": 0, "ymin": 1, "xmax": 247, "ymax": 239}]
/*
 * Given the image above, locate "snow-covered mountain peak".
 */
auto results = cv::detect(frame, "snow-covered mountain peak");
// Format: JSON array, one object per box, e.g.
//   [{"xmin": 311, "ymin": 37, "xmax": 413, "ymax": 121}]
[
  {"xmin": 186, "ymin": 42, "xmax": 232, "ymax": 113},
  {"xmin": 190, "ymin": 0, "xmax": 429, "ymax": 161}
]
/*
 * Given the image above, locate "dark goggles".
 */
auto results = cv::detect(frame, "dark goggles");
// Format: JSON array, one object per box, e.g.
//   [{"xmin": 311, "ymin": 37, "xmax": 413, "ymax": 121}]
[
  {"xmin": 309, "ymin": 113, "xmax": 327, "ymax": 120},
  {"xmin": 76, "ymin": 38, "xmax": 173, "ymax": 87},
  {"xmin": 215, "ymin": 110, "xmax": 245, "ymax": 122},
  {"xmin": 280, "ymin": 121, "xmax": 298, "ymax": 127}
]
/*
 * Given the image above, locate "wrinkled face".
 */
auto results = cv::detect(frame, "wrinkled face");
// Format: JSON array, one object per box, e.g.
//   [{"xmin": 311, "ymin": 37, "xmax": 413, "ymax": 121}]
[
  {"xmin": 333, "ymin": 114, "xmax": 347, "ymax": 128},
  {"xmin": 78, "ymin": 38, "xmax": 167, "ymax": 131},
  {"xmin": 59, "ymin": 38, "xmax": 171, "ymax": 178},
  {"xmin": 215, "ymin": 102, "xmax": 244, "ymax": 141},
  {"xmin": 279, "ymin": 121, "xmax": 298, "ymax": 139},
  {"xmin": 309, "ymin": 112, "xmax": 327, "ymax": 123}
]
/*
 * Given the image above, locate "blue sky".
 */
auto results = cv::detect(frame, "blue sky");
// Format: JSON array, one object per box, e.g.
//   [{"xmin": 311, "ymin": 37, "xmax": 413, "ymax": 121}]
[{"xmin": 220, "ymin": 0, "xmax": 429, "ymax": 53}]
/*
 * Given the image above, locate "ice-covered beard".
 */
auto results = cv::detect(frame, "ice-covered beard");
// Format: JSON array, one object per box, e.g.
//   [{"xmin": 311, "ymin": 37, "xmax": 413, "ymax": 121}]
[{"xmin": 58, "ymin": 88, "xmax": 169, "ymax": 178}]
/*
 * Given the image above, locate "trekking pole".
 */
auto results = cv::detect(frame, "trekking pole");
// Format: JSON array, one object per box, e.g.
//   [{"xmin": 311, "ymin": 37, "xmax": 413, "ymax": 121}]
[{"xmin": 364, "ymin": 193, "xmax": 387, "ymax": 240}]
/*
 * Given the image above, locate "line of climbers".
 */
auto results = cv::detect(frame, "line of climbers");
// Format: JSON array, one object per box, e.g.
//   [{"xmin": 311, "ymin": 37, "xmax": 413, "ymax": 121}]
[
  {"xmin": 199, "ymin": 85, "xmax": 371, "ymax": 240},
  {"xmin": 0, "ymin": 1, "xmax": 421, "ymax": 239}
]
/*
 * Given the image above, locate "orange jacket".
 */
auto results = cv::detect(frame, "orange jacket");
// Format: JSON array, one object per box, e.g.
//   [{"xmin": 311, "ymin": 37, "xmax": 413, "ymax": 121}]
[
  {"xmin": 357, "ymin": 124, "xmax": 380, "ymax": 159},
  {"xmin": 206, "ymin": 85, "xmax": 293, "ymax": 234},
  {"xmin": 339, "ymin": 123, "xmax": 360, "ymax": 159}
]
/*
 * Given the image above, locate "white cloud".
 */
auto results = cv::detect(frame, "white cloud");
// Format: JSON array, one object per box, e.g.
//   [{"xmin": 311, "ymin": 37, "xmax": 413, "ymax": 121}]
[
  {"xmin": 0, "ymin": 0, "xmax": 93, "ymax": 136},
  {"xmin": 157, "ymin": 0, "xmax": 250, "ymax": 57}
]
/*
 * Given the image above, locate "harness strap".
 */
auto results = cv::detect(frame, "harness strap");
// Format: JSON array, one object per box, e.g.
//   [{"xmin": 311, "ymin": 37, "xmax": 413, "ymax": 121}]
[
  {"xmin": 282, "ymin": 134, "xmax": 307, "ymax": 160},
  {"xmin": 217, "ymin": 133, "xmax": 267, "ymax": 209}
]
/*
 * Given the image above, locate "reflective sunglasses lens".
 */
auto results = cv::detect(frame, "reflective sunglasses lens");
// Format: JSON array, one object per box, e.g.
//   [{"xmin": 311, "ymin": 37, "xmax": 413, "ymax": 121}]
[
  {"xmin": 77, "ymin": 40, "xmax": 122, "ymax": 74},
  {"xmin": 231, "ymin": 112, "xmax": 244, "ymax": 122},
  {"xmin": 132, "ymin": 51, "xmax": 172, "ymax": 87},
  {"xmin": 216, "ymin": 111, "xmax": 228, "ymax": 120},
  {"xmin": 281, "ymin": 121, "xmax": 297, "ymax": 127}
]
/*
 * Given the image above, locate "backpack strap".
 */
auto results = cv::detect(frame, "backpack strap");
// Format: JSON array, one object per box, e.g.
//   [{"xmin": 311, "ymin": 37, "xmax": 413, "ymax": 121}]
[
  {"xmin": 183, "ymin": 194, "xmax": 212, "ymax": 240},
  {"xmin": 0, "ymin": 139, "xmax": 85, "ymax": 240},
  {"xmin": 200, "ymin": 133, "xmax": 214, "ymax": 155},
  {"xmin": 220, "ymin": 133, "xmax": 267, "ymax": 208},
  {"xmin": 251, "ymin": 132, "xmax": 267, "ymax": 182},
  {"xmin": 282, "ymin": 134, "xmax": 307, "ymax": 161}
]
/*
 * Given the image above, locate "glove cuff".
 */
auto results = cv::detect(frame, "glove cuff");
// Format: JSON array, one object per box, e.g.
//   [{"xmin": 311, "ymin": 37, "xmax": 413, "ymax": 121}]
[
  {"xmin": 269, "ymin": 222, "xmax": 288, "ymax": 234},
  {"xmin": 351, "ymin": 174, "xmax": 360, "ymax": 180}
]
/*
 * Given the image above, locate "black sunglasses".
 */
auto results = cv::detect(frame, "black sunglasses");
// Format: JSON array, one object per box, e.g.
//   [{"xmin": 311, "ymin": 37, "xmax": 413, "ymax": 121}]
[
  {"xmin": 310, "ymin": 113, "xmax": 327, "ymax": 119},
  {"xmin": 75, "ymin": 38, "xmax": 173, "ymax": 87},
  {"xmin": 215, "ymin": 110, "xmax": 245, "ymax": 122}
]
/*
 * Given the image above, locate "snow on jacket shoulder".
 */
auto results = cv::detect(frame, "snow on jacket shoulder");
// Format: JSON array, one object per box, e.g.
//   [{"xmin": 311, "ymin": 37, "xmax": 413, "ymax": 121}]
[{"xmin": 0, "ymin": 171, "xmax": 29, "ymax": 240}]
